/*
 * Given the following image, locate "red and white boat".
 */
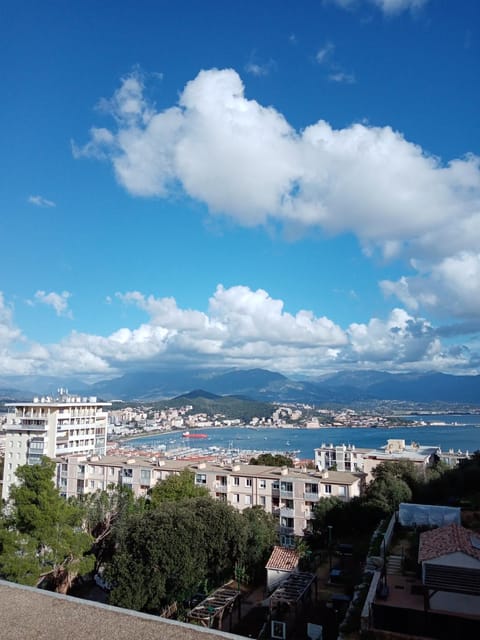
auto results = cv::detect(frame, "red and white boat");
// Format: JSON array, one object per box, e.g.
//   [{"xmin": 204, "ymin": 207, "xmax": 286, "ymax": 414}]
[{"xmin": 182, "ymin": 431, "xmax": 208, "ymax": 439}]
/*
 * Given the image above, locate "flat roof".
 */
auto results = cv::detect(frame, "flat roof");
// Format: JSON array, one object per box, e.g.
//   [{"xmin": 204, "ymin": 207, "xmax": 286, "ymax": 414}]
[{"xmin": 0, "ymin": 579, "xmax": 244, "ymax": 640}]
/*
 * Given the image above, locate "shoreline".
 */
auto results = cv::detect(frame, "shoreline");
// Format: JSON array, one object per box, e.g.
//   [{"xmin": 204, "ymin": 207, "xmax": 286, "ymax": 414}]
[{"xmin": 112, "ymin": 421, "xmax": 476, "ymax": 447}]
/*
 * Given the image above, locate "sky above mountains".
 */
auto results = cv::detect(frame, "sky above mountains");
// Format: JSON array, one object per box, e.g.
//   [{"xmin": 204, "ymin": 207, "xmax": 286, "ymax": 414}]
[{"xmin": 1, "ymin": 0, "xmax": 479, "ymax": 380}]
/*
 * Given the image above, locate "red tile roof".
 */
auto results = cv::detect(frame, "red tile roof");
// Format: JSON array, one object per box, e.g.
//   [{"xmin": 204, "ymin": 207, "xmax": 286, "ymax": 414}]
[
  {"xmin": 265, "ymin": 546, "xmax": 300, "ymax": 571},
  {"xmin": 418, "ymin": 523, "xmax": 480, "ymax": 563}
]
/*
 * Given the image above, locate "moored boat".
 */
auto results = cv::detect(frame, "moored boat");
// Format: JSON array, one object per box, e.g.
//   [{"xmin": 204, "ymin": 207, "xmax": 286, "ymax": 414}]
[{"xmin": 182, "ymin": 431, "xmax": 208, "ymax": 439}]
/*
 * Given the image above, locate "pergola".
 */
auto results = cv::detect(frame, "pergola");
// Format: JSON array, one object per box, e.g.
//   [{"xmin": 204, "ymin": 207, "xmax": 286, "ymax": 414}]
[
  {"xmin": 269, "ymin": 571, "xmax": 317, "ymax": 614},
  {"xmin": 187, "ymin": 585, "xmax": 241, "ymax": 630}
]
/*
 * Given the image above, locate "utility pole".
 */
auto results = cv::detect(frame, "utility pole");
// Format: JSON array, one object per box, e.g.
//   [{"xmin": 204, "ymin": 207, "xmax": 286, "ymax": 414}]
[{"xmin": 328, "ymin": 525, "xmax": 333, "ymax": 572}]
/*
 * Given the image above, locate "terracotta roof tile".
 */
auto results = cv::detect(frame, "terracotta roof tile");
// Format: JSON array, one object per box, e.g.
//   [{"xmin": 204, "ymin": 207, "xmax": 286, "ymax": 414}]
[
  {"xmin": 265, "ymin": 546, "xmax": 300, "ymax": 571},
  {"xmin": 418, "ymin": 523, "xmax": 480, "ymax": 562}
]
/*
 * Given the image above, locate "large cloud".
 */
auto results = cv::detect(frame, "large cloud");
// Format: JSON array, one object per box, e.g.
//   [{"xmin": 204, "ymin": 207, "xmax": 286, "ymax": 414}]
[
  {"xmin": 0, "ymin": 287, "xmax": 476, "ymax": 378},
  {"xmin": 381, "ymin": 252, "xmax": 480, "ymax": 318},
  {"xmin": 75, "ymin": 69, "xmax": 480, "ymax": 322}
]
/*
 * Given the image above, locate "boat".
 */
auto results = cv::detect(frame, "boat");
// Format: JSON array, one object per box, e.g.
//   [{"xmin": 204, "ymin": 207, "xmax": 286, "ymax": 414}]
[{"xmin": 182, "ymin": 431, "xmax": 208, "ymax": 439}]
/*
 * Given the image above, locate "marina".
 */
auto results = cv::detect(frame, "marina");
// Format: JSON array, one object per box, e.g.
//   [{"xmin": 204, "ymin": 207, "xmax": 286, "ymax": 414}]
[{"xmin": 119, "ymin": 415, "xmax": 480, "ymax": 462}]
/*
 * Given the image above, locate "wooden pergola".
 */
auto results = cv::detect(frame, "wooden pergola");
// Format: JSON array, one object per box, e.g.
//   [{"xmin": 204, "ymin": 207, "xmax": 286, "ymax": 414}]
[
  {"xmin": 187, "ymin": 585, "xmax": 241, "ymax": 630},
  {"xmin": 270, "ymin": 571, "xmax": 317, "ymax": 614}
]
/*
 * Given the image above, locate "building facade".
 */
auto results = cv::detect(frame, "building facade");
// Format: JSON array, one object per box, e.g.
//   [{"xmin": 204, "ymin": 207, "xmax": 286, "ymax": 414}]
[
  {"xmin": 314, "ymin": 439, "xmax": 441, "ymax": 481},
  {"xmin": 2, "ymin": 394, "xmax": 110, "ymax": 501},
  {"xmin": 56, "ymin": 454, "xmax": 365, "ymax": 545}
]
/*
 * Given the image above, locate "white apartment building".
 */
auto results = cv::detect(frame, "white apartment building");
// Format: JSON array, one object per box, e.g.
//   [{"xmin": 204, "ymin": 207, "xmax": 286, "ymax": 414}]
[
  {"xmin": 2, "ymin": 393, "xmax": 111, "ymax": 501},
  {"xmin": 314, "ymin": 439, "xmax": 440, "ymax": 481},
  {"xmin": 56, "ymin": 454, "xmax": 365, "ymax": 546}
]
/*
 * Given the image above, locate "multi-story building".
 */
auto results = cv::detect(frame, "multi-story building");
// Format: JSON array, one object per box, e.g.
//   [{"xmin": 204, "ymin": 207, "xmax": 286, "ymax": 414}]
[
  {"xmin": 1, "ymin": 393, "xmax": 110, "ymax": 501},
  {"xmin": 56, "ymin": 454, "xmax": 365, "ymax": 546},
  {"xmin": 314, "ymin": 439, "xmax": 441, "ymax": 481}
]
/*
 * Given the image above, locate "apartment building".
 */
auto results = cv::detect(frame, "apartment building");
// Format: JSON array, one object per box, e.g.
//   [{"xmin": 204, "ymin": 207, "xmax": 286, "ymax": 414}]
[
  {"xmin": 56, "ymin": 454, "xmax": 186, "ymax": 498},
  {"xmin": 314, "ymin": 439, "xmax": 440, "ymax": 481},
  {"xmin": 2, "ymin": 393, "xmax": 110, "ymax": 501},
  {"xmin": 56, "ymin": 454, "xmax": 365, "ymax": 546},
  {"xmin": 191, "ymin": 461, "xmax": 365, "ymax": 545}
]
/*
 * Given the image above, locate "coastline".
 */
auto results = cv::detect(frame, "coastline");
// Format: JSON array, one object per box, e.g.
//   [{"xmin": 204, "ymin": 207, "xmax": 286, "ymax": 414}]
[{"xmin": 112, "ymin": 420, "xmax": 477, "ymax": 447}]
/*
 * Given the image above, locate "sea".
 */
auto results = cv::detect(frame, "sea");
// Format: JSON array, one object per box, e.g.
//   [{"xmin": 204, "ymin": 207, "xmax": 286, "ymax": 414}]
[{"xmin": 125, "ymin": 414, "xmax": 480, "ymax": 460}]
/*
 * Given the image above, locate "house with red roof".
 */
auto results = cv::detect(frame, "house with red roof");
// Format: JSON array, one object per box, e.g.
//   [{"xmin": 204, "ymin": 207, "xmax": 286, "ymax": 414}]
[
  {"xmin": 418, "ymin": 523, "xmax": 480, "ymax": 617},
  {"xmin": 265, "ymin": 545, "xmax": 300, "ymax": 592}
]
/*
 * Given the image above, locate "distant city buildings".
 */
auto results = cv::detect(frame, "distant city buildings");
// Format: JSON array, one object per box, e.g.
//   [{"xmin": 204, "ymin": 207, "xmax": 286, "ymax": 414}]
[{"xmin": 315, "ymin": 439, "xmax": 443, "ymax": 481}]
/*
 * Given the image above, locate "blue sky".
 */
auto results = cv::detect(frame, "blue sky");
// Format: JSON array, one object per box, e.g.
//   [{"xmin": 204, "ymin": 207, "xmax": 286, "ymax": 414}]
[{"xmin": 1, "ymin": 0, "xmax": 479, "ymax": 381}]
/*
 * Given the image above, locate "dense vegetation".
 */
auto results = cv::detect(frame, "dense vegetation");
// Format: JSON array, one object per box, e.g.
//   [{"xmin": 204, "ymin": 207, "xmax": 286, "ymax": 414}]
[
  {"xmin": 0, "ymin": 459, "xmax": 276, "ymax": 614},
  {"xmin": 160, "ymin": 391, "xmax": 275, "ymax": 421},
  {"xmin": 249, "ymin": 453, "xmax": 294, "ymax": 466},
  {"xmin": 311, "ymin": 455, "xmax": 480, "ymax": 544},
  {"xmin": 0, "ymin": 459, "xmax": 94, "ymax": 592}
]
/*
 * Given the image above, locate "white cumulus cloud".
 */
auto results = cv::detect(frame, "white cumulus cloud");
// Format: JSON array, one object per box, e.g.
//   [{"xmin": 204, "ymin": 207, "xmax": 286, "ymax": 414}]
[
  {"xmin": 74, "ymin": 68, "xmax": 480, "ymax": 253},
  {"xmin": 381, "ymin": 252, "xmax": 480, "ymax": 318},
  {"xmin": 0, "ymin": 287, "xmax": 477, "ymax": 377}
]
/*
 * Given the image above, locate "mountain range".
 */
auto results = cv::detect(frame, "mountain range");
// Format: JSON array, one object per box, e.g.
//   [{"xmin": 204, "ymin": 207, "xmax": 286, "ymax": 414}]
[{"xmin": 1, "ymin": 368, "xmax": 480, "ymax": 405}]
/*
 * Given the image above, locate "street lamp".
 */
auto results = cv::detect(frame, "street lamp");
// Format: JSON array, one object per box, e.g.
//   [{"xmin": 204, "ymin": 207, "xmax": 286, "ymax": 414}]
[{"xmin": 327, "ymin": 525, "xmax": 333, "ymax": 572}]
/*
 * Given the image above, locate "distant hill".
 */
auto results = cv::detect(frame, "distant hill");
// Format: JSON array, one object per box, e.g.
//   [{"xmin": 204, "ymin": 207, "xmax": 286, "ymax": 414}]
[
  {"xmin": 158, "ymin": 389, "xmax": 274, "ymax": 421},
  {"xmin": 1, "ymin": 367, "xmax": 480, "ymax": 405}
]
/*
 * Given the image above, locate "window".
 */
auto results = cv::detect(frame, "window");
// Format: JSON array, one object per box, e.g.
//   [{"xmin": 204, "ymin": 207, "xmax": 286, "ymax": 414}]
[
  {"xmin": 280, "ymin": 535, "xmax": 295, "ymax": 548},
  {"xmin": 195, "ymin": 473, "xmax": 207, "ymax": 485},
  {"xmin": 324, "ymin": 484, "xmax": 332, "ymax": 494},
  {"xmin": 245, "ymin": 495, "xmax": 252, "ymax": 505},
  {"xmin": 233, "ymin": 494, "xmax": 240, "ymax": 503},
  {"xmin": 233, "ymin": 477, "xmax": 240, "ymax": 486},
  {"xmin": 280, "ymin": 481, "xmax": 293, "ymax": 493},
  {"xmin": 245, "ymin": 478, "xmax": 252, "ymax": 487},
  {"xmin": 260, "ymin": 496, "xmax": 266, "ymax": 507},
  {"xmin": 338, "ymin": 485, "xmax": 346, "ymax": 497},
  {"xmin": 122, "ymin": 468, "xmax": 133, "ymax": 478},
  {"xmin": 259, "ymin": 479, "xmax": 266, "ymax": 489},
  {"xmin": 90, "ymin": 480, "xmax": 95, "ymax": 489},
  {"xmin": 140, "ymin": 469, "xmax": 151, "ymax": 483}
]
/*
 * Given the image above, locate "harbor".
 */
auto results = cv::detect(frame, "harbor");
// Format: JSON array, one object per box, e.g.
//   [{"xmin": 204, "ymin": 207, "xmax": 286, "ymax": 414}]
[{"xmin": 111, "ymin": 416, "xmax": 480, "ymax": 463}]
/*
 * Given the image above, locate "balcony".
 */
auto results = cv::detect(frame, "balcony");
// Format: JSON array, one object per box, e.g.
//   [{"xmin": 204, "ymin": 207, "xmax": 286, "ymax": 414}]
[
  {"xmin": 279, "ymin": 507, "xmax": 295, "ymax": 518},
  {"xmin": 304, "ymin": 492, "xmax": 320, "ymax": 501},
  {"xmin": 215, "ymin": 483, "xmax": 228, "ymax": 492},
  {"xmin": 279, "ymin": 525, "xmax": 295, "ymax": 535}
]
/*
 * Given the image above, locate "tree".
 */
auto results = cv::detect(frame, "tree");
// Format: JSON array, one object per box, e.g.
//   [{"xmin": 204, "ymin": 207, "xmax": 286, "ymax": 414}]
[
  {"xmin": 79, "ymin": 484, "xmax": 142, "ymax": 569},
  {"xmin": 366, "ymin": 475, "xmax": 412, "ymax": 513},
  {"xmin": 238, "ymin": 506, "xmax": 276, "ymax": 582},
  {"xmin": 249, "ymin": 453, "xmax": 293, "ymax": 467},
  {"xmin": 105, "ymin": 496, "xmax": 275, "ymax": 612},
  {"xmin": 107, "ymin": 497, "xmax": 243, "ymax": 611},
  {"xmin": 148, "ymin": 468, "xmax": 209, "ymax": 507},
  {"xmin": 0, "ymin": 458, "xmax": 94, "ymax": 592}
]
